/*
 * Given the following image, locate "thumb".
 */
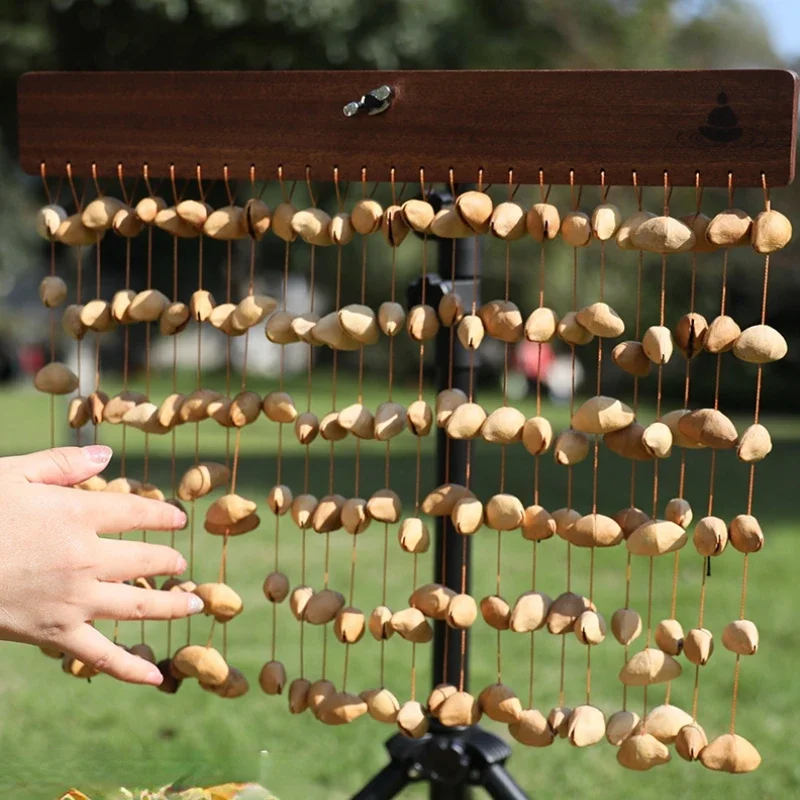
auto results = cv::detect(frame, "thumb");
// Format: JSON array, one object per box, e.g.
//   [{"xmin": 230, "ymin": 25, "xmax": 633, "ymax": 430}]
[{"xmin": 0, "ymin": 445, "xmax": 113, "ymax": 486}]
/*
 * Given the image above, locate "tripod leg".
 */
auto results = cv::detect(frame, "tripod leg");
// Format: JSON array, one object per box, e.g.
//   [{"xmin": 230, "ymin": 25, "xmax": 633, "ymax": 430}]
[
  {"xmin": 480, "ymin": 764, "xmax": 530, "ymax": 800},
  {"xmin": 431, "ymin": 783, "xmax": 469, "ymax": 800},
  {"xmin": 351, "ymin": 761, "xmax": 411, "ymax": 800}
]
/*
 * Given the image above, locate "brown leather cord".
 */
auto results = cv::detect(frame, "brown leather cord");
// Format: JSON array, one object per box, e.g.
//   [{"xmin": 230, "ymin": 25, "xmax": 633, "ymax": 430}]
[
  {"xmin": 273, "ymin": 235, "xmax": 291, "ymax": 665},
  {"xmin": 690, "ymin": 180, "xmax": 733, "ymax": 721},
  {"xmin": 207, "ymin": 183, "xmax": 238, "ymax": 657},
  {"xmin": 439, "ymin": 235, "xmax": 457, "ymax": 686},
  {"xmin": 187, "ymin": 166, "xmax": 206, "ymax": 646},
  {"xmin": 40, "ymin": 166, "xmax": 57, "ymax": 448},
  {"xmin": 328, "ymin": 173, "xmax": 353, "ymax": 692},
  {"xmin": 493, "ymin": 227, "xmax": 514, "ymax": 686},
  {"xmin": 643, "ymin": 177, "xmax": 672, "ymax": 727},
  {"xmin": 729, "ymin": 176, "xmax": 771, "ymax": 734},
  {"xmin": 408, "ymin": 166, "xmax": 432, "ymax": 702},
  {"xmin": 528, "ymin": 173, "xmax": 549, "ymax": 711},
  {"xmin": 527, "ymin": 542, "xmax": 538, "ymax": 709},
  {"xmin": 665, "ymin": 176, "xmax": 703, "ymax": 703},
  {"xmin": 91, "ymin": 172, "xmax": 103, "ymax": 451},
  {"xmin": 585, "ymin": 185, "xmax": 610, "ymax": 705},
  {"xmin": 621, "ymin": 173, "xmax": 645, "ymax": 712},
  {"xmin": 297, "ymin": 178, "xmax": 327, "ymax": 679},
  {"xmin": 558, "ymin": 208, "xmax": 580, "ymax": 710},
  {"xmin": 66, "ymin": 167, "xmax": 86, "ymax": 449}
]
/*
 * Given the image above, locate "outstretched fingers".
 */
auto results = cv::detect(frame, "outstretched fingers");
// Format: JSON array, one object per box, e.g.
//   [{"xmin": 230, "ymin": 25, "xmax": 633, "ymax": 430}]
[
  {"xmin": 94, "ymin": 539, "xmax": 187, "ymax": 582},
  {"xmin": 72, "ymin": 490, "xmax": 187, "ymax": 534},
  {"xmin": 61, "ymin": 623, "xmax": 163, "ymax": 685},
  {"xmin": 91, "ymin": 582, "xmax": 205, "ymax": 622},
  {"xmin": 0, "ymin": 445, "xmax": 112, "ymax": 486}
]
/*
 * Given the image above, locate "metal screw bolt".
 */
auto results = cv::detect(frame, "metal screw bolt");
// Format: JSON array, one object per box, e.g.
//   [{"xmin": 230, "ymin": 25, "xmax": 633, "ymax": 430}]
[
  {"xmin": 343, "ymin": 85, "xmax": 394, "ymax": 118},
  {"xmin": 372, "ymin": 85, "xmax": 393, "ymax": 102}
]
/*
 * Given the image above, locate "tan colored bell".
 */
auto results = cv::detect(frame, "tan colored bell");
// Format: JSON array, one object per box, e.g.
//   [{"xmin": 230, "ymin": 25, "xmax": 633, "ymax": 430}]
[
  {"xmin": 485, "ymin": 494, "xmax": 525, "ymax": 531},
  {"xmin": 729, "ymin": 514, "xmax": 764, "ymax": 553},
  {"xmin": 616, "ymin": 210, "xmax": 655, "ymax": 250},
  {"xmin": 546, "ymin": 592, "xmax": 592, "ymax": 635},
  {"xmin": 654, "ymin": 619, "xmax": 684, "ymax": 656},
  {"xmin": 509, "ymin": 708, "xmax": 554, "ymax": 747},
  {"xmin": 604, "ymin": 423, "xmax": 653, "ymax": 462},
  {"xmin": 675, "ymin": 723, "xmax": 707, "ymax": 762},
  {"xmin": 455, "ymin": 190, "xmax": 494, "ymax": 234},
  {"xmin": 693, "ymin": 515, "xmax": 728, "ymax": 557},
  {"xmin": 397, "ymin": 700, "xmax": 429, "ymax": 738},
  {"xmin": 398, "ymin": 517, "xmax": 430, "ymax": 553},
  {"xmin": 626, "ymin": 519, "xmax": 687, "ymax": 557},
  {"xmin": 407, "ymin": 400, "xmax": 433, "ymax": 436},
  {"xmin": 367, "ymin": 489, "xmax": 402, "ymax": 523},
  {"xmin": 341, "ymin": 497, "xmax": 370, "ymax": 535},
  {"xmin": 482, "ymin": 406, "xmax": 525, "ymax": 444},
  {"xmin": 614, "ymin": 507, "xmax": 650, "ymax": 539},
  {"xmin": 619, "ymin": 648, "xmax": 682, "ymax": 686},
  {"xmin": 480, "ymin": 595, "xmax": 511, "ymax": 630},
  {"xmin": 390, "ymin": 608, "xmax": 433, "ymax": 643},
  {"xmin": 524, "ymin": 307, "xmax": 559, "ymax": 343},
  {"xmin": 436, "ymin": 388, "xmax": 468, "ymax": 427},
  {"xmin": 521, "ymin": 505, "xmax": 556, "ymax": 542},
  {"xmin": 699, "ymin": 733, "xmax": 761, "ymax": 773},
  {"xmin": 567, "ymin": 705, "xmax": 606, "ymax": 747},
  {"xmin": 683, "ymin": 627, "xmax": 714, "ymax": 666},
  {"xmin": 401, "ymin": 199, "xmax": 435, "ymax": 234},
  {"xmin": 606, "ymin": 710, "xmax": 640, "ymax": 747},
  {"xmin": 445, "ymin": 593, "xmax": 478, "ymax": 630},
  {"xmin": 421, "ymin": 483, "xmax": 473, "ymax": 516},
  {"xmin": 572, "ymin": 395, "xmax": 635, "ymax": 435},
  {"xmin": 478, "ymin": 683, "xmax": 523, "ymax": 723},
  {"xmin": 368, "ymin": 605, "xmax": 394, "ymax": 641},
  {"xmin": 575, "ymin": 302, "xmax": 625, "ymax": 338},
  {"xmin": 509, "ymin": 591, "xmax": 552, "ymax": 633},
  {"xmin": 304, "ymin": 589, "xmax": 345, "ymax": 626},
  {"xmin": 310, "ymin": 494, "xmax": 346, "ymax": 533},
  {"xmin": 526, "ymin": 203, "xmax": 561, "ymax": 242},
  {"xmin": 489, "ymin": 202, "xmax": 526, "ymax": 240},
  {"xmin": 522, "ymin": 416, "xmax": 553, "ymax": 456},
  {"xmin": 427, "ymin": 683, "xmax": 457, "ymax": 718},
  {"xmin": 362, "ymin": 687, "xmax": 401, "ymax": 724},
  {"xmin": 438, "ymin": 691, "xmax": 481, "ymax": 727},
  {"xmin": 450, "ymin": 496, "xmax": 484, "ymax": 535},
  {"xmin": 612, "ymin": 340, "xmax": 651, "ymax": 378},
  {"xmin": 410, "ymin": 583, "xmax": 456, "ymax": 621},
  {"xmin": 617, "ymin": 733, "xmax": 671, "ymax": 771},
  {"xmin": 643, "ymin": 704, "xmax": 693, "ymax": 744}
]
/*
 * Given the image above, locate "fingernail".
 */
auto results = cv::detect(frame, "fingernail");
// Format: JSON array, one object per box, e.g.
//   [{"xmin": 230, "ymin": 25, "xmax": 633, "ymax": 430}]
[
  {"xmin": 187, "ymin": 594, "xmax": 205, "ymax": 615},
  {"xmin": 173, "ymin": 509, "xmax": 188, "ymax": 529},
  {"xmin": 175, "ymin": 556, "xmax": 187, "ymax": 574},
  {"xmin": 145, "ymin": 668, "xmax": 164, "ymax": 686},
  {"xmin": 84, "ymin": 445, "xmax": 112, "ymax": 464}
]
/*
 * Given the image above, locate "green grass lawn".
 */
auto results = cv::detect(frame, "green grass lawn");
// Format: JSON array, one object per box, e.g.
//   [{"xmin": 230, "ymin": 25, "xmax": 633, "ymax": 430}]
[{"xmin": 0, "ymin": 372, "xmax": 798, "ymax": 799}]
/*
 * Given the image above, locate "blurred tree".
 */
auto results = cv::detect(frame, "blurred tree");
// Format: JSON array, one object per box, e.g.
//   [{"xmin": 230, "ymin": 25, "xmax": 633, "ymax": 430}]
[{"xmin": 0, "ymin": 0, "xmax": 796, "ymax": 407}]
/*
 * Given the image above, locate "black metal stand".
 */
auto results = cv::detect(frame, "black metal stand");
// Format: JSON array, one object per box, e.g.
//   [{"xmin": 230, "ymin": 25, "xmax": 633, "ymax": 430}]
[
  {"xmin": 351, "ymin": 189, "xmax": 530, "ymax": 800},
  {"xmin": 352, "ymin": 721, "xmax": 528, "ymax": 800}
]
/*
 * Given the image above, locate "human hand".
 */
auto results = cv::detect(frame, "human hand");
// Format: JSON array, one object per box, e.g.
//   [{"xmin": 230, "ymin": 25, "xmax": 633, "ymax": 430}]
[{"xmin": 0, "ymin": 445, "xmax": 203, "ymax": 686}]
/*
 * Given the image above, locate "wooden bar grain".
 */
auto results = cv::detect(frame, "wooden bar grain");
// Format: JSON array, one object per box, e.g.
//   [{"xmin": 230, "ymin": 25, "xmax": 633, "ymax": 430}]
[{"xmin": 18, "ymin": 69, "xmax": 798, "ymax": 187}]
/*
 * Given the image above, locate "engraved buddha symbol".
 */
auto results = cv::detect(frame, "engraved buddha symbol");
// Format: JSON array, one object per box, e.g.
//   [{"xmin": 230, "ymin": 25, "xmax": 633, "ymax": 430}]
[{"xmin": 699, "ymin": 92, "xmax": 743, "ymax": 143}]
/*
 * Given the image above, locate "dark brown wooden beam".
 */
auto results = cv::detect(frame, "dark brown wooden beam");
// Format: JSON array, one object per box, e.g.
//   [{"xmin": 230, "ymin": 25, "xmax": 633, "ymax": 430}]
[{"xmin": 18, "ymin": 69, "xmax": 798, "ymax": 187}]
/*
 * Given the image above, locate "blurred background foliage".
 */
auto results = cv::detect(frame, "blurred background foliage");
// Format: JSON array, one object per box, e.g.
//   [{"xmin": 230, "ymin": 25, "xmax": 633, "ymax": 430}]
[{"xmin": 0, "ymin": 0, "xmax": 798, "ymax": 410}]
